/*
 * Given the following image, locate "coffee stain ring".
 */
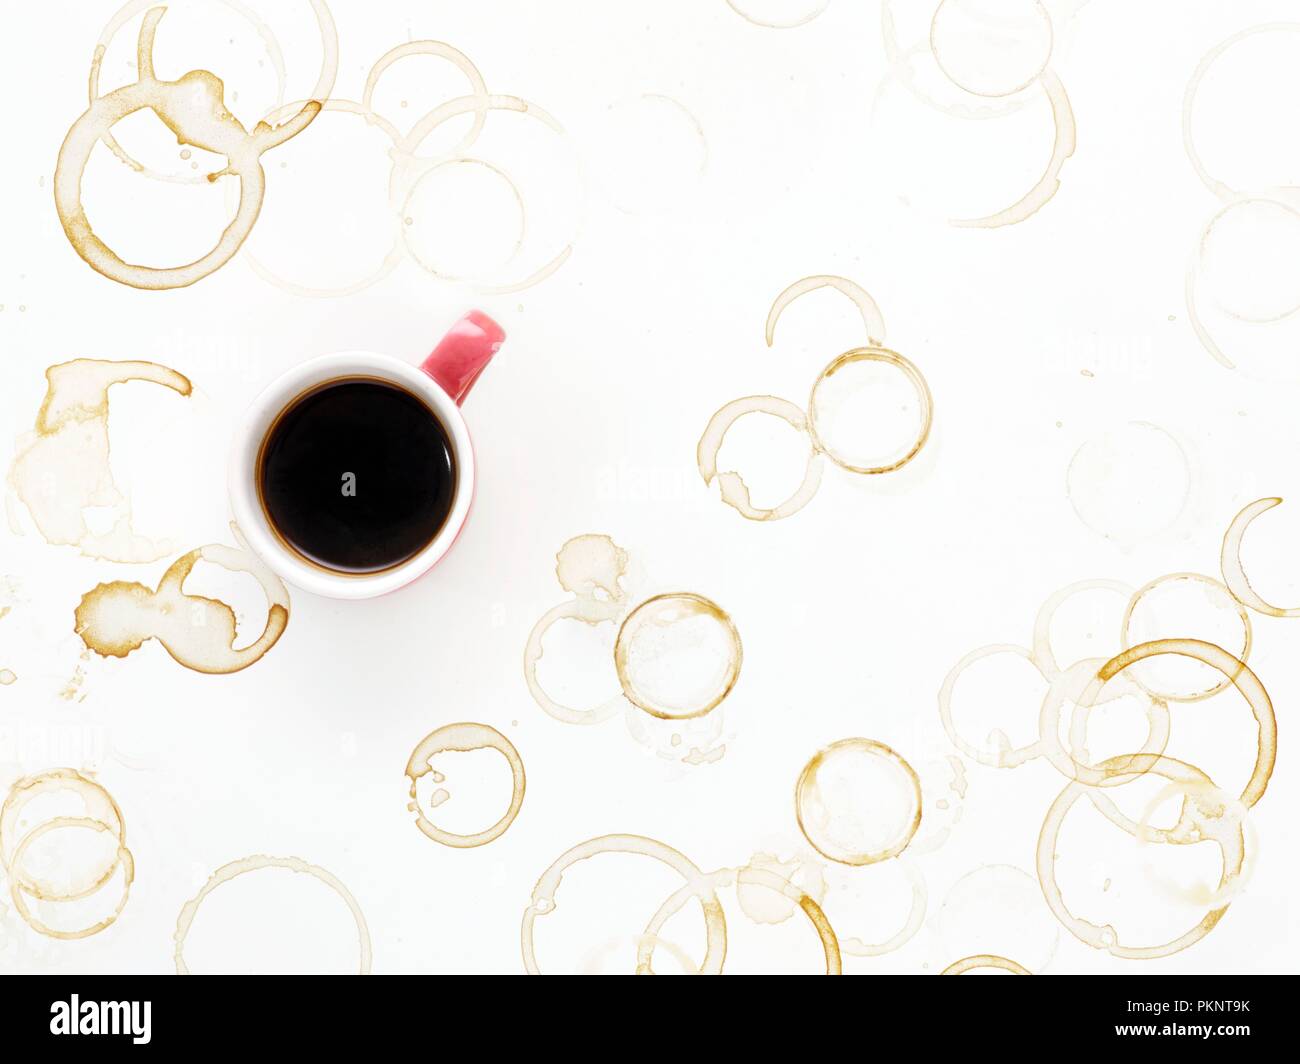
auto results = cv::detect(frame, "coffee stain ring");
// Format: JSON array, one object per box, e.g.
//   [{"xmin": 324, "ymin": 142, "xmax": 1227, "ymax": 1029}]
[
  {"xmin": 8, "ymin": 817, "xmax": 135, "ymax": 941},
  {"xmin": 766, "ymin": 275, "xmax": 888, "ymax": 349},
  {"xmin": 394, "ymin": 93, "xmax": 580, "ymax": 294},
  {"xmin": 239, "ymin": 97, "xmax": 407, "ymax": 298},
  {"xmin": 86, "ymin": 0, "xmax": 337, "ymax": 183},
  {"xmin": 725, "ymin": 0, "xmax": 830, "ymax": 30},
  {"xmin": 614, "ymin": 592, "xmax": 743, "ymax": 721},
  {"xmin": 521, "ymin": 834, "xmax": 727, "ymax": 975},
  {"xmin": 697, "ymin": 395, "xmax": 824, "ymax": 521},
  {"xmin": 795, "ymin": 738, "xmax": 923, "ymax": 866},
  {"xmin": 55, "ymin": 7, "xmax": 323, "ymax": 290},
  {"xmin": 174, "ymin": 854, "xmax": 372, "ymax": 974},
  {"xmin": 1036, "ymin": 754, "xmax": 1244, "ymax": 959},
  {"xmin": 806, "ymin": 347, "xmax": 933, "ymax": 475},
  {"xmin": 1, "ymin": 768, "xmax": 128, "ymax": 902},
  {"xmin": 1221, "ymin": 498, "xmax": 1300, "ymax": 617},
  {"xmin": 404, "ymin": 722, "xmax": 526, "ymax": 848},
  {"xmin": 1119, "ymin": 573, "xmax": 1252, "ymax": 703},
  {"xmin": 941, "ymin": 954, "xmax": 1031, "ymax": 975}
]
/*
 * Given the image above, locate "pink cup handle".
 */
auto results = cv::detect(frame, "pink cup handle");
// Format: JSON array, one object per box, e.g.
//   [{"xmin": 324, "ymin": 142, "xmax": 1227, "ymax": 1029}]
[{"xmin": 420, "ymin": 310, "xmax": 506, "ymax": 405}]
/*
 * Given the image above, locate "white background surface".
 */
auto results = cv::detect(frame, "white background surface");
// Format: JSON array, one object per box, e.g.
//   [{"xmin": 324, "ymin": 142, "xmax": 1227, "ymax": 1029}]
[{"xmin": 0, "ymin": 0, "xmax": 1296, "ymax": 973}]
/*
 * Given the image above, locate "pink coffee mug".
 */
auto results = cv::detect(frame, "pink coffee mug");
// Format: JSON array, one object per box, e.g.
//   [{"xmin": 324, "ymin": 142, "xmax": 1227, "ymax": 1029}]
[{"xmin": 229, "ymin": 311, "xmax": 504, "ymax": 599}]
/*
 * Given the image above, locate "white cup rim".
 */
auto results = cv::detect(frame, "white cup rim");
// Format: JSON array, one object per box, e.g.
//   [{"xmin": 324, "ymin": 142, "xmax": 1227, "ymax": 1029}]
[{"xmin": 229, "ymin": 351, "xmax": 474, "ymax": 600}]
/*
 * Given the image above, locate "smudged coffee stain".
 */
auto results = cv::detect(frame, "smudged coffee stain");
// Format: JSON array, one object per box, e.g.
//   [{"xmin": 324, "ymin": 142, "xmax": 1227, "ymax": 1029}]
[
  {"xmin": 521, "ymin": 834, "xmax": 727, "ymax": 975},
  {"xmin": 523, "ymin": 534, "xmax": 629, "ymax": 725},
  {"xmin": 9, "ymin": 360, "xmax": 192, "ymax": 562},
  {"xmin": 60, "ymin": 655, "xmax": 90, "ymax": 703},
  {"xmin": 682, "ymin": 743, "xmax": 727, "ymax": 765},
  {"xmin": 946, "ymin": 755, "xmax": 967, "ymax": 798},
  {"xmin": 625, "ymin": 701, "xmax": 727, "ymax": 765},
  {"xmin": 55, "ymin": 7, "xmax": 327, "ymax": 289},
  {"xmin": 795, "ymin": 739, "xmax": 922, "ymax": 866},
  {"xmin": 404, "ymin": 722, "xmax": 525, "ymax": 848},
  {"xmin": 639, "ymin": 862, "xmax": 841, "ymax": 974},
  {"xmin": 766, "ymin": 275, "xmax": 887, "ymax": 349},
  {"xmin": 0, "ymin": 600, "xmax": 12, "ymax": 686},
  {"xmin": 697, "ymin": 396, "xmax": 824, "ymax": 521},
  {"xmin": 725, "ymin": 0, "xmax": 830, "ymax": 29},
  {"xmin": 174, "ymin": 854, "xmax": 371, "ymax": 974},
  {"xmin": 905, "ymin": 756, "xmax": 967, "ymax": 854},
  {"xmin": 1221, "ymin": 498, "xmax": 1300, "ymax": 617},
  {"xmin": 1119, "ymin": 574, "xmax": 1251, "ymax": 703},
  {"xmin": 807, "ymin": 347, "xmax": 934, "ymax": 474},
  {"xmin": 734, "ymin": 853, "xmax": 826, "ymax": 926},
  {"xmin": 1036, "ymin": 754, "xmax": 1245, "ymax": 960},
  {"xmin": 87, "ymin": 0, "xmax": 338, "ymax": 182},
  {"xmin": 614, "ymin": 592, "xmax": 742, "ymax": 721},
  {"xmin": 941, "ymin": 954, "xmax": 1030, "ymax": 975},
  {"xmin": 75, "ymin": 529, "xmax": 290, "ymax": 674},
  {"xmin": 0, "ymin": 769, "xmax": 133, "ymax": 940},
  {"xmin": 1133, "ymin": 779, "xmax": 1258, "ymax": 909}
]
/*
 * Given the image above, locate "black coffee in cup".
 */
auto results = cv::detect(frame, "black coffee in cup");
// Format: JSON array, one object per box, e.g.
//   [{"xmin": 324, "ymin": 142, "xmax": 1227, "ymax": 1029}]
[{"xmin": 257, "ymin": 378, "xmax": 456, "ymax": 574}]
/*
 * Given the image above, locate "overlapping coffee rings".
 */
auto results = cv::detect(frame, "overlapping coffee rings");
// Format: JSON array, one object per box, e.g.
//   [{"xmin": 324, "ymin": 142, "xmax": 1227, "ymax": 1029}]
[
  {"xmin": 241, "ymin": 40, "xmax": 563, "ymax": 295},
  {"xmin": 404, "ymin": 723, "xmax": 525, "ymax": 848},
  {"xmin": 522, "ymin": 835, "xmax": 843, "ymax": 975},
  {"xmin": 795, "ymin": 739, "xmax": 923, "ymax": 866},
  {"xmin": 939, "ymin": 579, "xmax": 1137, "ymax": 768},
  {"xmin": 639, "ymin": 862, "xmax": 843, "ymax": 975},
  {"xmin": 87, "ymin": 0, "xmax": 339, "ymax": 183},
  {"xmin": 1119, "ymin": 573, "xmax": 1251, "ymax": 703},
  {"xmin": 699, "ymin": 276, "xmax": 933, "ymax": 521},
  {"xmin": 174, "ymin": 854, "xmax": 372, "ymax": 974},
  {"xmin": 521, "ymin": 834, "xmax": 728, "ymax": 975},
  {"xmin": 54, "ymin": 6, "xmax": 327, "ymax": 289},
  {"xmin": 1036, "ymin": 754, "xmax": 1246, "ymax": 959},
  {"xmin": 524, "ymin": 535, "xmax": 631, "ymax": 727},
  {"xmin": 1182, "ymin": 27, "xmax": 1300, "ymax": 370},
  {"xmin": 0, "ymin": 770, "xmax": 134, "ymax": 940},
  {"xmin": 1077, "ymin": 639, "xmax": 1276, "ymax": 813},
  {"xmin": 395, "ymin": 93, "xmax": 576, "ymax": 293},
  {"xmin": 239, "ymin": 98, "xmax": 408, "ymax": 298},
  {"xmin": 876, "ymin": 0, "xmax": 1076, "ymax": 227},
  {"xmin": 525, "ymin": 536, "xmax": 741, "ymax": 759}
]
